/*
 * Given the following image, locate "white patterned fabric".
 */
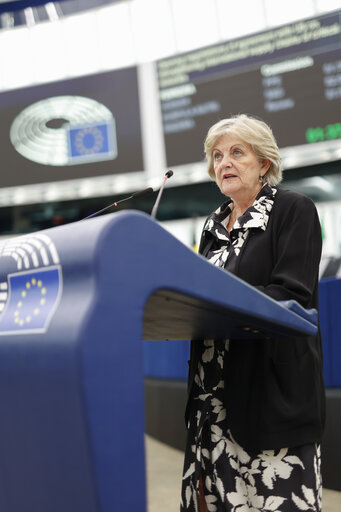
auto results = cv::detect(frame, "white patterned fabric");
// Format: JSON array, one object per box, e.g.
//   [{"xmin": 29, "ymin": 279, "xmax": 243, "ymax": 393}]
[
  {"xmin": 204, "ymin": 183, "xmax": 277, "ymax": 269},
  {"xmin": 181, "ymin": 185, "xmax": 322, "ymax": 512},
  {"xmin": 181, "ymin": 340, "xmax": 322, "ymax": 511}
]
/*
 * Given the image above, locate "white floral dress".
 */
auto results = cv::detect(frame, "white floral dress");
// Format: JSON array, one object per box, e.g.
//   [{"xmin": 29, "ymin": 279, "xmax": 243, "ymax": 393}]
[{"xmin": 180, "ymin": 185, "xmax": 322, "ymax": 512}]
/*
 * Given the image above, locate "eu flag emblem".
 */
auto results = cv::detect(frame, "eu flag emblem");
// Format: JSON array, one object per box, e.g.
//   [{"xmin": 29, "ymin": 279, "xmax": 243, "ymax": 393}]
[
  {"xmin": 67, "ymin": 119, "xmax": 117, "ymax": 164},
  {"xmin": 0, "ymin": 267, "xmax": 61, "ymax": 335}
]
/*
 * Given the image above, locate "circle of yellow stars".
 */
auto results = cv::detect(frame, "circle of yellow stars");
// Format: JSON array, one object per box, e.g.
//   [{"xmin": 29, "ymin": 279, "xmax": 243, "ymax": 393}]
[
  {"xmin": 75, "ymin": 126, "xmax": 104, "ymax": 155},
  {"xmin": 14, "ymin": 277, "xmax": 47, "ymax": 327}
]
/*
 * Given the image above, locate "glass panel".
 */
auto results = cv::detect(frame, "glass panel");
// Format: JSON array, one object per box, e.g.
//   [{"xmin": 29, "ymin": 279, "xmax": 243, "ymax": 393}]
[
  {"xmin": 62, "ymin": 10, "xmax": 103, "ymax": 77},
  {"xmin": 97, "ymin": 3, "xmax": 135, "ymax": 69},
  {"xmin": 171, "ymin": 0, "xmax": 220, "ymax": 52},
  {"xmin": 264, "ymin": 0, "xmax": 315, "ymax": 26},
  {"xmin": 30, "ymin": 21, "xmax": 68, "ymax": 83},
  {"xmin": 315, "ymin": 0, "xmax": 341, "ymax": 13},
  {"xmin": 0, "ymin": 27, "xmax": 34, "ymax": 90},
  {"xmin": 217, "ymin": 0, "xmax": 266, "ymax": 40},
  {"xmin": 130, "ymin": 0, "xmax": 176, "ymax": 61}
]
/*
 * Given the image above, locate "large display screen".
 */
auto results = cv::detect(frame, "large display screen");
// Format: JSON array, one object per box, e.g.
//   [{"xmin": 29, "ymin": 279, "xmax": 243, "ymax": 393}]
[
  {"xmin": 0, "ymin": 67, "xmax": 143, "ymax": 188},
  {"xmin": 157, "ymin": 10, "xmax": 341, "ymax": 167}
]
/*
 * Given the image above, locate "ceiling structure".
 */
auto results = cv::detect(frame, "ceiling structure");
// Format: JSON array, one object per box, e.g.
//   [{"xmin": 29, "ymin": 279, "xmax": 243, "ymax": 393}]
[{"xmin": 0, "ymin": 0, "xmax": 120, "ymax": 28}]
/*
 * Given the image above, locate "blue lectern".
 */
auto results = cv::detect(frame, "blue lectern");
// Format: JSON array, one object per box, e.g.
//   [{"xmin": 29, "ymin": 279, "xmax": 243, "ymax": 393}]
[{"xmin": 0, "ymin": 211, "xmax": 317, "ymax": 512}]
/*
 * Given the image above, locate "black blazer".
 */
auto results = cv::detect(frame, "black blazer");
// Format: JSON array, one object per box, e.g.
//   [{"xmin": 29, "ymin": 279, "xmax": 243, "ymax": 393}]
[{"xmin": 186, "ymin": 188, "xmax": 326, "ymax": 452}]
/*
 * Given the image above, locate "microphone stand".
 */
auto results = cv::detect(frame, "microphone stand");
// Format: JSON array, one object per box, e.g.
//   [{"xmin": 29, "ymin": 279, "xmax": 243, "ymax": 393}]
[
  {"xmin": 84, "ymin": 196, "xmax": 134, "ymax": 220},
  {"xmin": 83, "ymin": 187, "xmax": 154, "ymax": 220},
  {"xmin": 151, "ymin": 170, "xmax": 173, "ymax": 219}
]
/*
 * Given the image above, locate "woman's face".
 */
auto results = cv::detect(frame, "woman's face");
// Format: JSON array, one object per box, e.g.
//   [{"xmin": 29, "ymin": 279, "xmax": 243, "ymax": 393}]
[{"xmin": 212, "ymin": 133, "xmax": 270, "ymax": 203}]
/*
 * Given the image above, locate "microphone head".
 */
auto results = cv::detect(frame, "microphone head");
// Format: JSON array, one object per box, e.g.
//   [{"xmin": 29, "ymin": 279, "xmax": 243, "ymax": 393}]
[
  {"xmin": 165, "ymin": 170, "xmax": 173, "ymax": 178},
  {"xmin": 132, "ymin": 187, "xmax": 154, "ymax": 199}
]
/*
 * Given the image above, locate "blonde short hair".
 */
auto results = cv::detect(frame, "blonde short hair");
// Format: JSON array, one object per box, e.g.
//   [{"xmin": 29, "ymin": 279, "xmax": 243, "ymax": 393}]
[{"xmin": 204, "ymin": 114, "xmax": 282, "ymax": 186}]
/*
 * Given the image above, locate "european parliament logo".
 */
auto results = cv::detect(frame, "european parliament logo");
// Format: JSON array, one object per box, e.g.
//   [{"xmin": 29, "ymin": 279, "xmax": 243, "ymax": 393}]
[
  {"xmin": 0, "ymin": 233, "xmax": 62, "ymax": 336},
  {"xmin": 0, "ymin": 267, "xmax": 61, "ymax": 335},
  {"xmin": 67, "ymin": 119, "xmax": 117, "ymax": 164}
]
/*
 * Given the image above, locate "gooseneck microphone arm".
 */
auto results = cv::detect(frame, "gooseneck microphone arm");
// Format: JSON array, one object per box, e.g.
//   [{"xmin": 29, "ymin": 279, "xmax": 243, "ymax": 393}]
[
  {"xmin": 83, "ymin": 187, "xmax": 154, "ymax": 220},
  {"xmin": 151, "ymin": 170, "xmax": 173, "ymax": 219}
]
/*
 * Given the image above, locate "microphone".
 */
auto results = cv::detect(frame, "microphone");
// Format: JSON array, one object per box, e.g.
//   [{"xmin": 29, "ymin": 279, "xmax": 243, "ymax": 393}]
[
  {"xmin": 151, "ymin": 170, "xmax": 173, "ymax": 219},
  {"xmin": 83, "ymin": 187, "xmax": 154, "ymax": 220}
]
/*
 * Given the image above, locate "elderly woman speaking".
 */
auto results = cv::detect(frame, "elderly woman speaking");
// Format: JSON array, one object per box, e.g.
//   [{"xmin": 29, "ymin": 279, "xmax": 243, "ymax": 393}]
[{"xmin": 181, "ymin": 115, "xmax": 325, "ymax": 512}]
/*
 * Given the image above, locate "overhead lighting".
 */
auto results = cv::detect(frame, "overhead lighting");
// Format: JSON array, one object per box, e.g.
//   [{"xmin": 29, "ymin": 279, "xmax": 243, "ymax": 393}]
[
  {"xmin": 23, "ymin": 6, "xmax": 35, "ymax": 25},
  {"xmin": 45, "ymin": 2, "xmax": 59, "ymax": 21}
]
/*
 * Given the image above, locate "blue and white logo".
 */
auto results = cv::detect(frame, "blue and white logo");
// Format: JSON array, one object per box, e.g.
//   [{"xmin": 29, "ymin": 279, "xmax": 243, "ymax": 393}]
[
  {"xmin": 67, "ymin": 119, "xmax": 117, "ymax": 163},
  {"xmin": 0, "ymin": 234, "xmax": 62, "ymax": 335}
]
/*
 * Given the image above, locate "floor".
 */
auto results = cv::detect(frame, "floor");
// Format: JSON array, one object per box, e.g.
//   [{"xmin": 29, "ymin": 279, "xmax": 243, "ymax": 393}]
[{"xmin": 145, "ymin": 435, "xmax": 341, "ymax": 512}]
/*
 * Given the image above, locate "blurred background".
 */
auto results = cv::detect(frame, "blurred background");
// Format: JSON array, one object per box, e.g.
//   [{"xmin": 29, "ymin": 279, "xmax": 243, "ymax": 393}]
[{"xmin": 0, "ymin": 0, "xmax": 340, "ymax": 262}]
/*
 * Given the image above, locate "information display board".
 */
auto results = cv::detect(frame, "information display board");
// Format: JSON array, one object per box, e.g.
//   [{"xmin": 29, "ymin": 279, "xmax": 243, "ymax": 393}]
[
  {"xmin": 0, "ymin": 67, "xmax": 143, "ymax": 188},
  {"xmin": 157, "ymin": 10, "xmax": 341, "ymax": 167}
]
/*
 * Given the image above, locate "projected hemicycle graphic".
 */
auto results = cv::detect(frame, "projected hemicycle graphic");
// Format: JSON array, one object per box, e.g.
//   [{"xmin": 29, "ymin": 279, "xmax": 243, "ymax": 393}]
[{"xmin": 9, "ymin": 95, "xmax": 117, "ymax": 166}]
